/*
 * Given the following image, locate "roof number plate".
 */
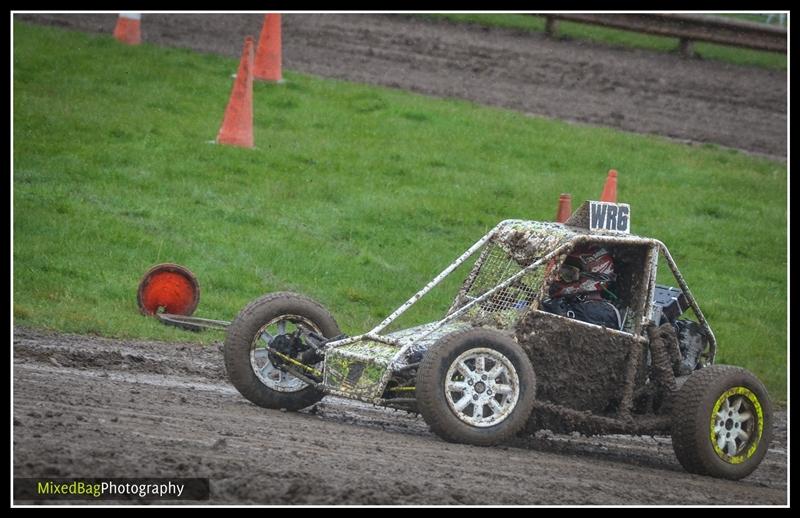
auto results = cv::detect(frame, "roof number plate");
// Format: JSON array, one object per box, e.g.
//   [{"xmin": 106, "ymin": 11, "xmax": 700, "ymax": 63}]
[{"xmin": 590, "ymin": 201, "xmax": 630, "ymax": 234}]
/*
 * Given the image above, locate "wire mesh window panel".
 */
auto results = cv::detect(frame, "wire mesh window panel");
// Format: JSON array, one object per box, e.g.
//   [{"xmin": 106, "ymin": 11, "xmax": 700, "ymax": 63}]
[{"xmin": 465, "ymin": 244, "xmax": 542, "ymax": 313}]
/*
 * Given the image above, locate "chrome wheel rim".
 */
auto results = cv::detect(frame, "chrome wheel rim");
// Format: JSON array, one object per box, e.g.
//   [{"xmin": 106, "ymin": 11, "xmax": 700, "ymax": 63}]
[
  {"xmin": 711, "ymin": 387, "xmax": 763, "ymax": 462},
  {"xmin": 444, "ymin": 347, "xmax": 520, "ymax": 428},
  {"xmin": 250, "ymin": 315, "xmax": 322, "ymax": 393}
]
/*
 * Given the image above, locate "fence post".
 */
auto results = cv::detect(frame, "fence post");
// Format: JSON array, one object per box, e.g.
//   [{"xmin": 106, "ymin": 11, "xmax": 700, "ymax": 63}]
[
  {"xmin": 545, "ymin": 16, "xmax": 559, "ymax": 37},
  {"xmin": 678, "ymin": 37, "xmax": 694, "ymax": 57}
]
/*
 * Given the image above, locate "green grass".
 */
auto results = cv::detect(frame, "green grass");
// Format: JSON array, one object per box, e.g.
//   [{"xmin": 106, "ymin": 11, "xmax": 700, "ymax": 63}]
[
  {"xmin": 13, "ymin": 22, "xmax": 786, "ymax": 401},
  {"xmin": 425, "ymin": 14, "xmax": 787, "ymax": 71}
]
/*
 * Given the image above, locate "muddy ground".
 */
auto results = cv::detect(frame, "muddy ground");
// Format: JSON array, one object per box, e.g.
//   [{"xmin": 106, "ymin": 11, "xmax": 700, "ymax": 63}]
[
  {"xmin": 13, "ymin": 328, "xmax": 786, "ymax": 505},
  {"xmin": 16, "ymin": 13, "xmax": 786, "ymax": 158}
]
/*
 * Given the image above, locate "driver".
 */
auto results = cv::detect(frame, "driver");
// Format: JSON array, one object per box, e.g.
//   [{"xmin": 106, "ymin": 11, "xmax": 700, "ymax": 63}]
[
  {"xmin": 542, "ymin": 245, "xmax": 622, "ymax": 329},
  {"xmin": 550, "ymin": 245, "xmax": 616, "ymax": 300}
]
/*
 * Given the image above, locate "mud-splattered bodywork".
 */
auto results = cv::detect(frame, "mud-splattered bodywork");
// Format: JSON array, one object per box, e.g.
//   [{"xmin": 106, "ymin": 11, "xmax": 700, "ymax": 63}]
[{"xmin": 319, "ymin": 218, "xmax": 716, "ymax": 434}]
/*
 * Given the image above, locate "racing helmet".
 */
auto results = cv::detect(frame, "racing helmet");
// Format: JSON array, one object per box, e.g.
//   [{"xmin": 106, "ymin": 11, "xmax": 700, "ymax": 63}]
[{"xmin": 550, "ymin": 246, "xmax": 616, "ymax": 298}]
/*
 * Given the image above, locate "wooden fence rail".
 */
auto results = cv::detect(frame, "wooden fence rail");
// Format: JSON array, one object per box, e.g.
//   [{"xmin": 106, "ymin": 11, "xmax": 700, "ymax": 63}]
[{"xmin": 542, "ymin": 13, "xmax": 787, "ymax": 56}]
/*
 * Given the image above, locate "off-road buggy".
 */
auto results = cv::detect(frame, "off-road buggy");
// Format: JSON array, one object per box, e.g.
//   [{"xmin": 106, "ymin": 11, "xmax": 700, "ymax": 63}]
[{"xmin": 223, "ymin": 200, "xmax": 772, "ymax": 480}]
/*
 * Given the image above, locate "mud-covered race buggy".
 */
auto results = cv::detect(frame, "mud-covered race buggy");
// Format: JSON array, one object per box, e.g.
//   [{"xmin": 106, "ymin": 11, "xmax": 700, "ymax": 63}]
[{"xmin": 223, "ymin": 200, "xmax": 772, "ymax": 480}]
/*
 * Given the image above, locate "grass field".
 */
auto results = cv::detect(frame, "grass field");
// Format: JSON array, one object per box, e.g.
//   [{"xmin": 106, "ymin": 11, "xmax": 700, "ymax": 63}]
[
  {"xmin": 428, "ymin": 14, "xmax": 787, "ymax": 71},
  {"xmin": 12, "ymin": 22, "xmax": 787, "ymax": 400}
]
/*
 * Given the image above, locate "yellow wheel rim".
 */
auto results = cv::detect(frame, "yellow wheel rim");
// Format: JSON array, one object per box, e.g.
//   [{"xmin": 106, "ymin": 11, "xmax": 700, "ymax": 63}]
[{"xmin": 709, "ymin": 387, "xmax": 763, "ymax": 464}]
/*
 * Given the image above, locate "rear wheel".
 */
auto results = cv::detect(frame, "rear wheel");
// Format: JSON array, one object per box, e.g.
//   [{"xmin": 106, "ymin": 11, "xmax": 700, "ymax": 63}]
[
  {"xmin": 417, "ymin": 328, "xmax": 536, "ymax": 446},
  {"xmin": 224, "ymin": 292, "xmax": 340, "ymax": 411},
  {"xmin": 670, "ymin": 365, "xmax": 772, "ymax": 479}
]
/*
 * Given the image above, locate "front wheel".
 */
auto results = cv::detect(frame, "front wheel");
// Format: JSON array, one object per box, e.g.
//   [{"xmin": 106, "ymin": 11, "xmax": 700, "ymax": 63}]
[
  {"xmin": 670, "ymin": 365, "xmax": 772, "ymax": 479},
  {"xmin": 224, "ymin": 292, "xmax": 340, "ymax": 411},
  {"xmin": 416, "ymin": 328, "xmax": 536, "ymax": 446}
]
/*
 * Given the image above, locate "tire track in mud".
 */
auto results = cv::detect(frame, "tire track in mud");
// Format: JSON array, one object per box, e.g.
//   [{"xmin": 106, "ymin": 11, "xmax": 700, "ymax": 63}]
[
  {"xmin": 15, "ymin": 13, "xmax": 786, "ymax": 158},
  {"xmin": 13, "ymin": 328, "xmax": 786, "ymax": 505}
]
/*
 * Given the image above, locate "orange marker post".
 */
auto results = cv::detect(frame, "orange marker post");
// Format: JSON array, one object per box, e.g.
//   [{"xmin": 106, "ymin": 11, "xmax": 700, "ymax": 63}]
[
  {"xmin": 600, "ymin": 169, "xmax": 618, "ymax": 203},
  {"xmin": 216, "ymin": 36, "xmax": 255, "ymax": 148},
  {"xmin": 254, "ymin": 14, "xmax": 283, "ymax": 82},
  {"xmin": 555, "ymin": 193, "xmax": 572, "ymax": 223},
  {"xmin": 113, "ymin": 13, "xmax": 141, "ymax": 45}
]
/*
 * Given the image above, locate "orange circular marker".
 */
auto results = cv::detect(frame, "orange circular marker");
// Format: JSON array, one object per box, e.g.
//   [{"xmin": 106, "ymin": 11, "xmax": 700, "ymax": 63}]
[{"xmin": 137, "ymin": 263, "xmax": 200, "ymax": 316}]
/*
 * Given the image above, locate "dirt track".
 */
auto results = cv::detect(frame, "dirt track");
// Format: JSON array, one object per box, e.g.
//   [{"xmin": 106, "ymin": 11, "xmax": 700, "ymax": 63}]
[
  {"xmin": 13, "ymin": 328, "xmax": 786, "ymax": 505},
  {"xmin": 16, "ymin": 13, "xmax": 786, "ymax": 158}
]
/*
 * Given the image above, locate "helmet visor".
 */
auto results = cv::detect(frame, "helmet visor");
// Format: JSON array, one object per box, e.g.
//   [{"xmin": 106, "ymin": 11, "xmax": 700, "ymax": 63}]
[{"xmin": 559, "ymin": 264, "xmax": 581, "ymax": 283}]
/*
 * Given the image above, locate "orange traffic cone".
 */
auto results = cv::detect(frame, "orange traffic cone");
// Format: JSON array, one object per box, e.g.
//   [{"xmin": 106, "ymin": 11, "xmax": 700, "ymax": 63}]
[
  {"xmin": 555, "ymin": 193, "xmax": 572, "ymax": 223},
  {"xmin": 217, "ymin": 36, "xmax": 255, "ymax": 148},
  {"xmin": 254, "ymin": 14, "xmax": 283, "ymax": 82},
  {"xmin": 600, "ymin": 169, "xmax": 618, "ymax": 202},
  {"xmin": 113, "ymin": 13, "xmax": 141, "ymax": 45}
]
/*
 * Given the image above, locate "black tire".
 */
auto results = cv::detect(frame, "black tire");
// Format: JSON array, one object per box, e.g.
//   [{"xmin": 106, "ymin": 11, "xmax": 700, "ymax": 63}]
[
  {"xmin": 224, "ymin": 292, "xmax": 340, "ymax": 411},
  {"xmin": 670, "ymin": 364, "xmax": 772, "ymax": 480},
  {"xmin": 417, "ymin": 328, "xmax": 536, "ymax": 446}
]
